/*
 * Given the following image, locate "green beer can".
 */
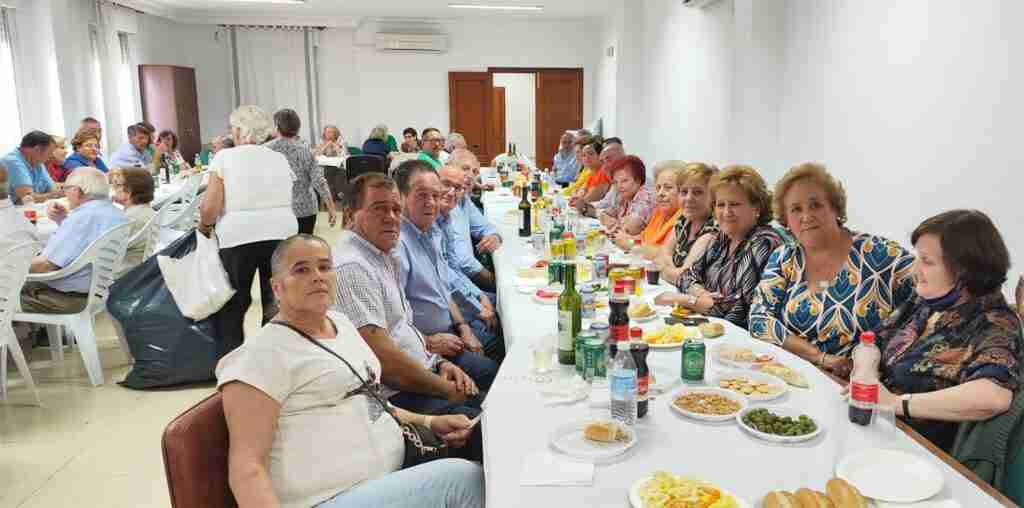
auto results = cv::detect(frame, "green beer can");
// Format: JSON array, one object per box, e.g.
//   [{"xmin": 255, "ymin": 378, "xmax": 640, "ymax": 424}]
[{"xmin": 681, "ymin": 339, "xmax": 706, "ymax": 383}]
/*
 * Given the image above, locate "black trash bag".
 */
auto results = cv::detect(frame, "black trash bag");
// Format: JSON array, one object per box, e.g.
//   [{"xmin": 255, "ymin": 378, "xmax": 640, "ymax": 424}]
[{"xmin": 107, "ymin": 231, "xmax": 221, "ymax": 389}]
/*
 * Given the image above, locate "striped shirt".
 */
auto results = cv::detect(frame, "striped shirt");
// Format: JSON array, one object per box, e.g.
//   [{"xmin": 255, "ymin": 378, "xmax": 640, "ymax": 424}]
[{"xmin": 265, "ymin": 137, "xmax": 332, "ymax": 218}]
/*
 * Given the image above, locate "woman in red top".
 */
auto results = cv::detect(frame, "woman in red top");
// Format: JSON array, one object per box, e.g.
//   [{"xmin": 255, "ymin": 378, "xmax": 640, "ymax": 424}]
[{"xmin": 46, "ymin": 135, "xmax": 71, "ymax": 182}]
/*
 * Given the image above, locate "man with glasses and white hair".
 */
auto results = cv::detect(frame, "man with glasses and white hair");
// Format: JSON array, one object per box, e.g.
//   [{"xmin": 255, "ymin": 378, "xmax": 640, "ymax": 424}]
[{"xmin": 19, "ymin": 167, "xmax": 128, "ymax": 314}]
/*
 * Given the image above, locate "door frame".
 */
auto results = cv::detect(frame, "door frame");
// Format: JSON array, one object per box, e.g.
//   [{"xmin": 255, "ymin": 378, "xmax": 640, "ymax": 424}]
[{"xmin": 487, "ymin": 67, "xmax": 584, "ymax": 168}]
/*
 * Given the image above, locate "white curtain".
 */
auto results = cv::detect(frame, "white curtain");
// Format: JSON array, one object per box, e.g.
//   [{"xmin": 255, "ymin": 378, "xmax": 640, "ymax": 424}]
[
  {"xmin": 0, "ymin": 7, "xmax": 22, "ymax": 148},
  {"xmin": 234, "ymin": 27, "xmax": 312, "ymax": 134}
]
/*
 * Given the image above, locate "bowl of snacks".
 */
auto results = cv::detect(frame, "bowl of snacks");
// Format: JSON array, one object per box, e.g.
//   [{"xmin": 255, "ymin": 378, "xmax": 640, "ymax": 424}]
[
  {"xmin": 736, "ymin": 406, "xmax": 821, "ymax": 444},
  {"xmin": 669, "ymin": 387, "xmax": 747, "ymax": 422}
]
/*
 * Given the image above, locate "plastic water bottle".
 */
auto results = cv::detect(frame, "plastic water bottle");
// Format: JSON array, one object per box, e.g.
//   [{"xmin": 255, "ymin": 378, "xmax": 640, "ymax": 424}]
[
  {"xmin": 849, "ymin": 331, "xmax": 881, "ymax": 426},
  {"xmin": 609, "ymin": 342, "xmax": 638, "ymax": 426}
]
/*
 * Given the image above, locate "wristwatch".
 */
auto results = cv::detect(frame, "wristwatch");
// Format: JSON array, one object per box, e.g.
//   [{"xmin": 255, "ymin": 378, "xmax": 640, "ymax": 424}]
[
  {"xmin": 902, "ymin": 394, "xmax": 912, "ymax": 418},
  {"xmin": 687, "ymin": 294, "xmax": 698, "ymax": 306},
  {"xmin": 450, "ymin": 321, "xmax": 469, "ymax": 334}
]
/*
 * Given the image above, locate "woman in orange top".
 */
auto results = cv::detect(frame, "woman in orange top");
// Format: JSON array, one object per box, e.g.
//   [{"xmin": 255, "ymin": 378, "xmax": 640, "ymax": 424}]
[
  {"xmin": 569, "ymin": 135, "xmax": 610, "ymax": 207},
  {"xmin": 615, "ymin": 160, "xmax": 685, "ymax": 251}
]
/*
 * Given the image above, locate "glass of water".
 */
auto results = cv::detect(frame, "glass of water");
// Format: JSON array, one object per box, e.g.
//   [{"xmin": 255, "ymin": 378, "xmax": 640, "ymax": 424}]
[{"xmin": 529, "ymin": 335, "xmax": 555, "ymax": 383}]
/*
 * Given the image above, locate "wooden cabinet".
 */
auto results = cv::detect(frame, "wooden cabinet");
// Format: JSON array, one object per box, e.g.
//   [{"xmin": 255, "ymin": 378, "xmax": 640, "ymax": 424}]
[{"xmin": 138, "ymin": 65, "xmax": 202, "ymax": 162}]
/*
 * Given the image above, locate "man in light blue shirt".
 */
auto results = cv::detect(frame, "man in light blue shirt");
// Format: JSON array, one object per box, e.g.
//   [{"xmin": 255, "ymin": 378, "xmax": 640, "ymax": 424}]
[
  {"xmin": 3, "ymin": 131, "xmax": 60, "ymax": 204},
  {"xmin": 449, "ymin": 149, "xmax": 502, "ymax": 291},
  {"xmin": 20, "ymin": 168, "xmax": 128, "ymax": 314},
  {"xmin": 553, "ymin": 131, "xmax": 581, "ymax": 186},
  {"xmin": 108, "ymin": 123, "xmax": 154, "ymax": 168},
  {"xmin": 394, "ymin": 160, "xmax": 497, "ymax": 391},
  {"xmin": 436, "ymin": 165, "xmax": 504, "ymax": 360}
]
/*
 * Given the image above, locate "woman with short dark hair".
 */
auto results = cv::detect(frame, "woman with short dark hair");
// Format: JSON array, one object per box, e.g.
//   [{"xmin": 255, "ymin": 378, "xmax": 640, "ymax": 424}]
[
  {"xmin": 401, "ymin": 127, "xmax": 420, "ymax": 153},
  {"xmin": 111, "ymin": 167, "xmax": 156, "ymax": 269},
  {"xmin": 152, "ymin": 129, "xmax": 191, "ymax": 176},
  {"xmin": 64, "ymin": 129, "xmax": 110, "ymax": 173},
  {"xmin": 266, "ymin": 108, "xmax": 338, "ymax": 234},
  {"xmin": 870, "ymin": 209, "xmax": 1021, "ymax": 452}
]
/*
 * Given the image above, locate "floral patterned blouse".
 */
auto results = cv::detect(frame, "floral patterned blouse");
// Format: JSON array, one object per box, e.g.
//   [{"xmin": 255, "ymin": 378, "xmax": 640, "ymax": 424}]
[
  {"xmin": 877, "ymin": 291, "xmax": 1022, "ymax": 451},
  {"xmin": 749, "ymin": 231, "xmax": 916, "ymax": 355},
  {"xmin": 671, "ymin": 215, "xmax": 718, "ymax": 267},
  {"xmin": 677, "ymin": 224, "xmax": 785, "ymax": 329}
]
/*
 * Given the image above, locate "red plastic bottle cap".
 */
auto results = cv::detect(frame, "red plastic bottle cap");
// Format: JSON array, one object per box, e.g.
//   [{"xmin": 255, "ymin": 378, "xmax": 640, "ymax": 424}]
[
  {"xmin": 860, "ymin": 331, "xmax": 876, "ymax": 344},
  {"xmin": 630, "ymin": 327, "xmax": 643, "ymax": 339}
]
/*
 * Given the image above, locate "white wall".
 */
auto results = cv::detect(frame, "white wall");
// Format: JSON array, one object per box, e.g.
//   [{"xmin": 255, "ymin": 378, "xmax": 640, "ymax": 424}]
[
  {"xmin": 492, "ymin": 73, "xmax": 535, "ymax": 161},
  {"xmin": 128, "ymin": 13, "xmax": 233, "ymax": 144},
  {"xmin": 593, "ymin": 4, "xmax": 622, "ymax": 137},
  {"xmin": 318, "ymin": 18, "xmax": 596, "ymax": 146},
  {"xmin": 609, "ymin": 0, "xmax": 734, "ymax": 168},
  {"xmin": 12, "ymin": 0, "xmax": 65, "ymax": 136},
  {"xmin": 769, "ymin": 0, "xmax": 1024, "ymax": 295}
]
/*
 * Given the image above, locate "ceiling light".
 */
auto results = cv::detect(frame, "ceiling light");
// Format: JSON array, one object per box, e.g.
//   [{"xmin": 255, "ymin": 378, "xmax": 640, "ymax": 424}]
[
  {"xmin": 219, "ymin": 0, "xmax": 306, "ymax": 4},
  {"xmin": 448, "ymin": 3, "xmax": 544, "ymax": 11}
]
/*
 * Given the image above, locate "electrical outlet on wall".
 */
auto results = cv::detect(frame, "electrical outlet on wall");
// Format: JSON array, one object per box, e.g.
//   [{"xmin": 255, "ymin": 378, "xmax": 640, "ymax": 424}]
[{"xmin": 606, "ymin": 46, "xmax": 615, "ymax": 58}]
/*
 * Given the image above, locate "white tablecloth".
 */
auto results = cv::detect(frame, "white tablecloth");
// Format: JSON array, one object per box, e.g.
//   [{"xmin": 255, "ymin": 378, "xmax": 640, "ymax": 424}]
[{"xmin": 480, "ymin": 192, "xmax": 1001, "ymax": 508}]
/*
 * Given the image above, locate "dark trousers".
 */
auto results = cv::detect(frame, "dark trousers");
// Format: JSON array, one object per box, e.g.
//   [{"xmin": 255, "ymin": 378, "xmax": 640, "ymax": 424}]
[
  {"xmin": 215, "ymin": 240, "xmax": 281, "ymax": 357},
  {"xmin": 297, "ymin": 215, "xmax": 317, "ymax": 235}
]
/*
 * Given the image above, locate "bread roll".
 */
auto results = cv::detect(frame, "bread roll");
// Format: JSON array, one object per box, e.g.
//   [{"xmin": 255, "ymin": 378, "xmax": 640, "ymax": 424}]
[
  {"xmin": 583, "ymin": 422, "xmax": 618, "ymax": 443},
  {"xmin": 825, "ymin": 478, "xmax": 868, "ymax": 508},
  {"xmin": 762, "ymin": 491, "xmax": 799, "ymax": 508},
  {"xmin": 699, "ymin": 321, "xmax": 725, "ymax": 338},
  {"xmin": 793, "ymin": 488, "xmax": 834, "ymax": 508}
]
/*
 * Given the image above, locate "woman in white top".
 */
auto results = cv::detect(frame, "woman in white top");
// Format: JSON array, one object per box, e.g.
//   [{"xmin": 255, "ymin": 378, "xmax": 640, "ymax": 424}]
[
  {"xmin": 111, "ymin": 167, "xmax": 156, "ymax": 269},
  {"xmin": 218, "ymin": 234, "xmax": 483, "ymax": 508},
  {"xmin": 200, "ymin": 105, "xmax": 296, "ymax": 355}
]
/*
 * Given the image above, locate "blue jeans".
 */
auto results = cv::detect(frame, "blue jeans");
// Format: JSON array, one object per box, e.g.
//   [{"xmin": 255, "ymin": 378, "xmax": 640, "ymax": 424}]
[{"xmin": 317, "ymin": 459, "xmax": 484, "ymax": 508}]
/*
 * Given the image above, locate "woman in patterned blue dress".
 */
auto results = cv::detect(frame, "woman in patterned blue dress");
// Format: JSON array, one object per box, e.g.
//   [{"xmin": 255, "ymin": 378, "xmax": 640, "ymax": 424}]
[{"xmin": 749, "ymin": 163, "xmax": 915, "ymax": 377}]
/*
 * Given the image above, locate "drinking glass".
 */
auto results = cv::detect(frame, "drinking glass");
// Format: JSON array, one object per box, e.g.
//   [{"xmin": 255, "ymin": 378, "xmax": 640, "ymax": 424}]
[{"xmin": 529, "ymin": 336, "xmax": 555, "ymax": 383}]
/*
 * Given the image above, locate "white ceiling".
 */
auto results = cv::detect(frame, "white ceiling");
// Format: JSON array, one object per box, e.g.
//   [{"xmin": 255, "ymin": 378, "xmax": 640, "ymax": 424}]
[{"xmin": 118, "ymin": 0, "xmax": 613, "ymax": 27}]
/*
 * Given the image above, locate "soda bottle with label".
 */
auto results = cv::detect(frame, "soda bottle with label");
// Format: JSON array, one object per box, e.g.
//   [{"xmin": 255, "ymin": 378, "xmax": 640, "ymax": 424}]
[
  {"xmin": 630, "ymin": 337, "xmax": 650, "ymax": 418},
  {"xmin": 849, "ymin": 331, "xmax": 881, "ymax": 426}
]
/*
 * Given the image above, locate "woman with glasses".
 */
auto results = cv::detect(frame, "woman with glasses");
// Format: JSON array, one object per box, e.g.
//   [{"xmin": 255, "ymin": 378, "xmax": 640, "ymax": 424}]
[{"xmin": 64, "ymin": 129, "xmax": 110, "ymax": 173}]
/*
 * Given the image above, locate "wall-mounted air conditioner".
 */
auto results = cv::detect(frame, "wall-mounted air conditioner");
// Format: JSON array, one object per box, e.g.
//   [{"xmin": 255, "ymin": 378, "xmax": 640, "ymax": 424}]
[
  {"xmin": 374, "ymin": 33, "xmax": 448, "ymax": 53},
  {"xmin": 682, "ymin": 0, "xmax": 722, "ymax": 8}
]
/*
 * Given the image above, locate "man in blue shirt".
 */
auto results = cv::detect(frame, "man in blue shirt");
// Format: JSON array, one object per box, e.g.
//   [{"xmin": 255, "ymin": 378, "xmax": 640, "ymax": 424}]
[
  {"xmin": 20, "ymin": 168, "xmax": 128, "ymax": 314},
  {"xmin": 394, "ymin": 160, "xmax": 498, "ymax": 393},
  {"xmin": 108, "ymin": 123, "xmax": 154, "ymax": 168},
  {"xmin": 3, "ymin": 131, "xmax": 61, "ymax": 205},
  {"xmin": 436, "ymin": 164, "xmax": 504, "ymax": 361},
  {"xmin": 553, "ymin": 131, "xmax": 581, "ymax": 186},
  {"xmin": 449, "ymin": 149, "xmax": 502, "ymax": 292}
]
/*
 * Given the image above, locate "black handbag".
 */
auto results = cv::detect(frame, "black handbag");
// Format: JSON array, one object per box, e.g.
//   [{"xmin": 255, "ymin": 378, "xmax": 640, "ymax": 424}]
[{"xmin": 270, "ymin": 321, "xmax": 449, "ymax": 468}]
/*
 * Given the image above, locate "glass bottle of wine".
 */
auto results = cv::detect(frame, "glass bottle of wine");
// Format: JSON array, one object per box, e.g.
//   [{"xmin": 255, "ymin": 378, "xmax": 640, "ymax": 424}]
[
  {"xmin": 558, "ymin": 261, "xmax": 582, "ymax": 365},
  {"xmin": 518, "ymin": 183, "xmax": 532, "ymax": 237}
]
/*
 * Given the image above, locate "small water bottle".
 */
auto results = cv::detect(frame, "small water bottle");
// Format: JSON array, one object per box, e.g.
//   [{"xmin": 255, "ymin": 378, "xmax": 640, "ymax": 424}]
[{"xmin": 609, "ymin": 342, "xmax": 638, "ymax": 426}]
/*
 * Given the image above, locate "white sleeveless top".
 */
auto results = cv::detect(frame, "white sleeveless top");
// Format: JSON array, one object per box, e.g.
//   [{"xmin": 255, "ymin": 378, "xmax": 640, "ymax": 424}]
[{"xmin": 210, "ymin": 144, "xmax": 296, "ymax": 248}]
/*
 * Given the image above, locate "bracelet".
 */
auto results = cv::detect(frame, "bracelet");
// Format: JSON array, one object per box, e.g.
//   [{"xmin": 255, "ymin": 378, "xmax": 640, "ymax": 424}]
[
  {"xmin": 902, "ymin": 394, "xmax": 912, "ymax": 419},
  {"xmin": 423, "ymin": 415, "xmax": 434, "ymax": 429},
  {"xmin": 817, "ymin": 351, "xmax": 827, "ymax": 367}
]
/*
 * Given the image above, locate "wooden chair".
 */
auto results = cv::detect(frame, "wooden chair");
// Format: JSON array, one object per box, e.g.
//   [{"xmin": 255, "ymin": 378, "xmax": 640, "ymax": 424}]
[{"xmin": 162, "ymin": 393, "xmax": 237, "ymax": 508}]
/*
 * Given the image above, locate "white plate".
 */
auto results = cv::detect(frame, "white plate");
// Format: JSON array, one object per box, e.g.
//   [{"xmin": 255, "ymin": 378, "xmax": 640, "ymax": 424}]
[
  {"xmin": 836, "ymin": 448, "xmax": 944, "ymax": 503},
  {"xmin": 713, "ymin": 344, "xmax": 776, "ymax": 370},
  {"xmin": 629, "ymin": 312, "xmax": 660, "ymax": 323},
  {"xmin": 628, "ymin": 476, "xmax": 753, "ymax": 508},
  {"xmin": 532, "ymin": 293, "xmax": 560, "ymax": 305},
  {"xmin": 735, "ymin": 406, "xmax": 822, "ymax": 444},
  {"xmin": 549, "ymin": 418, "xmax": 637, "ymax": 462},
  {"xmin": 668, "ymin": 387, "xmax": 747, "ymax": 422},
  {"xmin": 711, "ymin": 370, "xmax": 788, "ymax": 402}
]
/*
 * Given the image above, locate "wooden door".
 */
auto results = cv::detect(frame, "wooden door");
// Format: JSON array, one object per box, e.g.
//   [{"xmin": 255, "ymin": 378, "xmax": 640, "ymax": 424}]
[
  {"xmin": 535, "ymin": 69, "xmax": 583, "ymax": 171},
  {"xmin": 173, "ymin": 67, "xmax": 201, "ymax": 162},
  {"xmin": 492, "ymin": 87, "xmax": 506, "ymax": 159},
  {"xmin": 448, "ymin": 72, "xmax": 494, "ymax": 164}
]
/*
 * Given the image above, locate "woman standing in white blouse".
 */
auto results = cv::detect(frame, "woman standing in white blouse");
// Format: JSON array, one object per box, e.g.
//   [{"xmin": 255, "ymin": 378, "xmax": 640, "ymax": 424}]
[
  {"xmin": 200, "ymin": 105, "xmax": 296, "ymax": 354},
  {"xmin": 219, "ymin": 235, "xmax": 483, "ymax": 508}
]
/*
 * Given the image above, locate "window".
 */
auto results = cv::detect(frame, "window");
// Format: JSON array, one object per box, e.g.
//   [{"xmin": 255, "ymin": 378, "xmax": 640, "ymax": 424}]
[
  {"xmin": 0, "ymin": 7, "xmax": 22, "ymax": 148},
  {"xmin": 88, "ymin": 25, "xmax": 107, "ymax": 152},
  {"xmin": 117, "ymin": 32, "xmax": 135, "ymax": 136}
]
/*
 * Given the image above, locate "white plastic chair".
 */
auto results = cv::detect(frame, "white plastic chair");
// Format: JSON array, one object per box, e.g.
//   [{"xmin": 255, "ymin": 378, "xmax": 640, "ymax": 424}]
[
  {"xmin": 161, "ymin": 173, "xmax": 203, "ymax": 229},
  {"xmin": 1, "ymin": 242, "xmax": 42, "ymax": 405},
  {"xmin": 14, "ymin": 222, "xmax": 134, "ymax": 386}
]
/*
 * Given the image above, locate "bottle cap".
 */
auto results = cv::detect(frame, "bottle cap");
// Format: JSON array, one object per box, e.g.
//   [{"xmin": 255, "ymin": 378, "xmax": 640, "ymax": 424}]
[
  {"xmin": 859, "ymin": 331, "xmax": 876, "ymax": 344},
  {"xmin": 629, "ymin": 327, "xmax": 642, "ymax": 339}
]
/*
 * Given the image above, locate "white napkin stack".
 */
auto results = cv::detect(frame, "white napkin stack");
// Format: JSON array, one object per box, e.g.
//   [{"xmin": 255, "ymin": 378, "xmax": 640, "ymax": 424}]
[{"xmin": 519, "ymin": 451, "xmax": 595, "ymax": 486}]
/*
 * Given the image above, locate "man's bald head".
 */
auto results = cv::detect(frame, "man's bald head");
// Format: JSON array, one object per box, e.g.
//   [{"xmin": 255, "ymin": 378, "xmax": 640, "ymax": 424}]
[
  {"xmin": 600, "ymin": 142, "xmax": 625, "ymax": 168},
  {"xmin": 449, "ymin": 148, "xmax": 480, "ymax": 186}
]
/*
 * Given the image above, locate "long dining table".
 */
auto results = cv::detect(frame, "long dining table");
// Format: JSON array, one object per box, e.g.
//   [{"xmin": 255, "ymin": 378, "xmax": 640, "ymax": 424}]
[{"xmin": 479, "ymin": 190, "xmax": 1015, "ymax": 508}]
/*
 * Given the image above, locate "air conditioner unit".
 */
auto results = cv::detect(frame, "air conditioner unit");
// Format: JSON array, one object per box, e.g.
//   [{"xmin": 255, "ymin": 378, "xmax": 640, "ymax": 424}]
[
  {"xmin": 682, "ymin": 0, "xmax": 722, "ymax": 8},
  {"xmin": 374, "ymin": 33, "xmax": 448, "ymax": 53}
]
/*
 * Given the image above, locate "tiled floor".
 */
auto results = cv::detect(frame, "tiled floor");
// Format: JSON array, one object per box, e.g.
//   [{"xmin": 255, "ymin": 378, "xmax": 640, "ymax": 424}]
[{"xmin": 0, "ymin": 213, "xmax": 342, "ymax": 508}]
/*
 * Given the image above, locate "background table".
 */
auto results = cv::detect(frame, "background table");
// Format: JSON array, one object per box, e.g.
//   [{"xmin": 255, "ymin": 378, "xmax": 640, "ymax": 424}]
[{"xmin": 480, "ymin": 191, "xmax": 1009, "ymax": 508}]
